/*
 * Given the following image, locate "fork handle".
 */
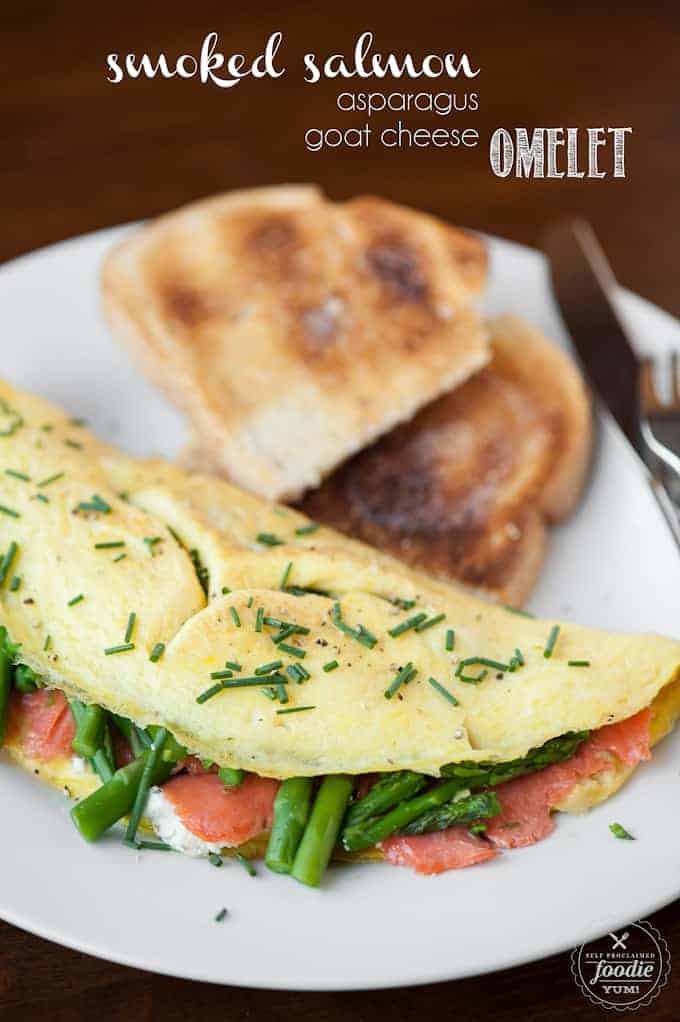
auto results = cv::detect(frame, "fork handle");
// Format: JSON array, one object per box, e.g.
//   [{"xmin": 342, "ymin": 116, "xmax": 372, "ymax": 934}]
[{"xmin": 649, "ymin": 475, "xmax": 680, "ymax": 552}]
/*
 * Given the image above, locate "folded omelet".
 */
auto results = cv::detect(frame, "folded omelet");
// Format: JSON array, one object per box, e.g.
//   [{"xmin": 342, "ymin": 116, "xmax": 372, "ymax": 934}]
[{"xmin": 0, "ymin": 377, "xmax": 679, "ymax": 781}]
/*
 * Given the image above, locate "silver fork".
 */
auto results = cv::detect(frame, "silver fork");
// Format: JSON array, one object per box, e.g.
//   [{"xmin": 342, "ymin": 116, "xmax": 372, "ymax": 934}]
[{"xmin": 640, "ymin": 353, "xmax": 680, "ymax": 504}]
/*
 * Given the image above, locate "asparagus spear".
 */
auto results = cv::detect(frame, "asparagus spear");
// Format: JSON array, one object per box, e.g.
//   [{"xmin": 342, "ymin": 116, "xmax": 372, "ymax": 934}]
[
  {"xmin": 343, "ymin": 771, "xmax": 427, "ymax": 829},
  {"xmin": 341, "ymin": 778, "xmax": 470, "ymax": 852},
  {"xmin": 125, "ymin": 727, "xmax": 168, "ymax": 844},
  {"xmin": 71, "ymin": 746, "xmax": 174, "ymax": 841},
  {"xmin": 218, "ymin": 767, "xmax": 244, "ymax": 787},
  {"xmin": 265, "ymin": 777, "xmax": 314, "ymax": 874},
  {"xmin": 70, "ymin": 700, "xmax": 106, "ymax": 759},
  {"xmin": 69, "ymin": 701, "xmax": 116, "ymax": 783},
  {"xmin": 13, "ymin": 664, "xmax": 39, "ymax": 693},
  {"xmin": 291, "ymin": 775, "xmax": 353, "ymax": 887},
  {"xmin": 398, "ymin": 791, "xmax": 500, "ymax": 836}
]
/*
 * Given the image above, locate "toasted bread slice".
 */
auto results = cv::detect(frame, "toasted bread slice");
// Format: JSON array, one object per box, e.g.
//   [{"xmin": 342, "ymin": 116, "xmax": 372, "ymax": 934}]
[
  {"xmin": 298, "ymin": 315, "xmax": 592, "ymax": 605},
  {"xmin": 101, "ymin": 186, "xmax": 489, "ymax": 501}
]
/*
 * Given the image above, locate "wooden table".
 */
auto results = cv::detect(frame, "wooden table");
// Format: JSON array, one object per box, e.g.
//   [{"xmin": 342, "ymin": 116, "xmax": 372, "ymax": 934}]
[{"xmin": 1, "ymin": 1, "xmax": 679, "ymax": 1018}]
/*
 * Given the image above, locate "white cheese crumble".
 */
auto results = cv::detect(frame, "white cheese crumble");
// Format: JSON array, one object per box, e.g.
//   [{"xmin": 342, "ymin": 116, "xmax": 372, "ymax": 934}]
[
  {"xmin": 70, "ymin": 755, "xmax": 89, "ymax": 775},
  {"xmin": 145, "ymin": 787, "xmax": 223, "ymax": 858}
]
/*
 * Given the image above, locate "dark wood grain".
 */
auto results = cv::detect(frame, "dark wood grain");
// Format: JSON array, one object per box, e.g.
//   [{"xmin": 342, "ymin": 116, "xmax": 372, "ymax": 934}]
[{"xmin": 1, "ymin": 1, "xmax": 679, "ymax": 1018}]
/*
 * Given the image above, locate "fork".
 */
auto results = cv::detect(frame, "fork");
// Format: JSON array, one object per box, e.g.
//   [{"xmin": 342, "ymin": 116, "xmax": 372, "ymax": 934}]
[{"xmin": 640, "ymin": 353, "xmax": 680, "ymax": 504}]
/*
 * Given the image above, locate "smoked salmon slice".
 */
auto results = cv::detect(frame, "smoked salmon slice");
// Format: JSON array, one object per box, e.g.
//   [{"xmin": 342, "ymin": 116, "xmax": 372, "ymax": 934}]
[
  {"xmin": 162, "ymin": 772, "xmax": 279, "ymax": 846},
  {"xmin": 485, "ymin": 709, "xmax": 652, "ymax": 850},
  {"xmin": 381, "ymin": 827, "xmax": 497, "ymax": 875},
  {"xmin": 8, "ymin": 689, "xmax": 75, "ymax": 761},
  {"xmin": 384, "ymin": 709, "xmax": 652, "ymax": 871}
]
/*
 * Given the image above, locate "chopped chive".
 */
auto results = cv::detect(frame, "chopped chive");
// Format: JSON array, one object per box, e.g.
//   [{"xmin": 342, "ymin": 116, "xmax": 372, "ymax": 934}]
[
  {"xmin": 261, "ymin": 686, "xmax": 278, "ymax": 701},
  {"xmin": 149, "ymin": 642, "xmax": 165, "ymax": 663},
  {"xmin": 457, "ymin": 657, "xmax": 510, "ymax": 673},
  {"xmin": 456, "ymin": 668, "xmax": 488, "ymax": 684},
  {"xmin": 276, "ymin": 682, "xmax": 288, "ymax": 704},
  {"xmin": 427, "ymin": 677, "xmax": 459, "ymax": 706},
  {"xmin": 609, "ymin": 822, "xmax": 635, "ymax": 840},
  {"xmin": 323, "ymin": 660, "xmax": 339, "ymax": 673},
  {"xmin": 124, "ymin": 612, "xmax": 136, "ymax": 642},
  {"xmin": 278, "ymin": 642, "xmax": 306, "ymax": 659},
  {"xmin": 295, "ymin": 523, "xmax": 319, "ymax": 536},
  {"xmin": 210, "ymin": 669, "xmax": 234, "ymax": 680},
  {"xmin": 5, "ymin": 469, "xmax": 30, "ymax": 482},
  {"xmin": 214, "ymin": 907, "xmax": 228, "ymax": 922},
  {"xmin": 9, "ymin": 575, "xmax": 21, "ymax": 592},
  {"xmin": 136, "ymin": 840, "xmax": 173, "ymax": 851},
  {"xmin": 415, "ymin": 613, "xmax": 446, "ymax": 633},
  {"xmin": 272, "ymin": 624, "xmax": 296, "ymax": 644},
  {"xmin": 230, "ymin": 607, "xmax": 241, "ymax": 628},
  {"xmin": 331, "ymin": 602, "xmax": 378, "ymax": 649},
  {"xmin": 286, "ymin": 664, "xmax": 310, "ymax": 683},
  {"xmin": 69, "ymin": 417, "xmax": 87, "ymax": 427},
  {"xmin": 246, "ymin": 596, "xmax": 253, "ymax": 608},
  {"xmin": 104, "ymin": 642, "xmax": 135, "ymax": 655},
  {"xmin": 144, "ymin": 536, "xmax": 162, "ymax": 555},
  {"xmin": 445, "ymin": 629, "xmax": 455, "ymax": 651},
  {"xmin": 113, "ymin": 553, "xmax": 127, "ymax": 563},
  {"xmin": 255, "ymin": 607, "xmax": 264, "ymax": 632},
  {"xmin": 568, "ymin": 659, "xmax": 591, "ymax": 667},
  {"xmin": 256, "ymin": 532, "xmax": 283, "ymax": 546},
  {"xmin": 197, "ymin": 675, "xmax": 289, "ymax": 702},
  {"xmin": 33, "ymin": 493, "xmax": 49, "ymax": 503},
  {"xmin": 254, "ymin": 660, "xmax": 284, "ymax": 676},
  {"xmin": 388, "ymin": 613, "xmax": 427, "ymax": 638},
  {"xmin": 276, "ymin": 705, "xmax": 316, "ymax": 715},
  {"xmin": 0, "ymin": 505, "xmax": 20, "ymax": 518},
  {"xmin": 235, "ymin": 853, "xmax": 256, "ymax": 876},
  {"xmin": 94, "ymin": 540, "xmax": 125, "ymax": 550},
  {"xmin": 75, "ymin": 494, "xmax": 111, "ymax": 514},
  {"xmin": 64, "ymin": 438, "xmax": 83, "ymax": 449},
  {"xmin": 392, "ymin": 597, "xmax": 416, "ymax": 610},
  {"xmin": 44, "ymin": 634, "xmax": 51, "ymax": 652},
  {"xmin": 509, "ymin": 647, "xmax": 525, "ymax": 671},
  {"xmin": 385, "ymin": 662, "xmax": 417, "ymax": 699},
  {"xmin": 543, "ymin": 625, "xmax": 560, "ymax": 659},
  {"xmin": 225, "ymin": 661, "xmax": 241, "ymax": 672},
  {"xmin": 280, "ymin": 561, "xmax": 293, "ymax": 589},
  {"xmin": 37, "ymin": 471, "xmax": 64, "ymax": 488},
  {"xmin": 221, "ymin": 586, "xmax": 231, "ymax": 595},
  {"xmin": 68, "ymin": 593, "xmax": 84, "ymax": 607},
  {"xmin": 263, "ymin": 616, "xmax": 310, "ymax": 635},
  {"xmin": 0, "ymin": 541, "xmax": 19, "ymax": 586},
  {"xmin": 503, "ymin": 605, "xmax": 535, "ymax": 618},
  {"xmin": 208, "ymin": 852, "xmax": 223, "ymax": 868},
  {"xmin": 197, "ymin": 682, "xmax": 225, "ymax": 704}
]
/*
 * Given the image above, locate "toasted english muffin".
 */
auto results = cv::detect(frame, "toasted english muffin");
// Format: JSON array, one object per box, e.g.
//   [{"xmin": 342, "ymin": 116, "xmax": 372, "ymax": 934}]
[
  {"xmin": 298, "ymin": 315, "xmax": 592, "ymax": 606},
  {"xmin": 101, "ymin": 186, "xmax": 489, "ymax": 501}
]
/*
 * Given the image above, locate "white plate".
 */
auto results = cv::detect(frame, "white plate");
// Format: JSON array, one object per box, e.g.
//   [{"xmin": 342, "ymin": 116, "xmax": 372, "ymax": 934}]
[{"xmin": 0, "ymin": 226, "xmax": 679, "ymax": 991}]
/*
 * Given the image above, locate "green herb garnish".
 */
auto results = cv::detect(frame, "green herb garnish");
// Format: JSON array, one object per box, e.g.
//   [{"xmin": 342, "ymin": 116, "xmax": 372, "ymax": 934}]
[
  {"xmin": 94, "ymin": 540, "xmax": 125, "ymax": 550},
  {"xmin": 256, "ymin": 532, "xmax": 283, "ymax": 546},
  {"xmin": 427, "ymin": 677, "xmax": 459, "ymax": 706},
  {"xmin": 124, "ymin": 612, "xmax": 136, "ymax": 643},
  {"xmin": 414, "ymin": 613, "xmax": 446, "ymax": 632},
  {"xmin": 149, "ymin": 642, "xmax": 165, "ymax": 663},
  {"xmin": 388, "ymin": 612, "xmax": 427, "ymax": 638},
  {"xmin": 276, "ymin": 705, "xmax": 315, "ymax": 715},
  {"xmin": 331, "ymin": 601, "xmax": 378, "ymax": 649},
  {"xmin": 37, "ymin": 471, "xmax": 64, "ymax": 488},
  {"xmin": 295, "ymin": 523, "xmax": 319, "ymax": 536},
  {"xmin": 610, "ymin": 822, "xmax": 635, "ymax": 840},
  {"xmin": 0, "ymin": 505, "xmax": 20, "ymax": 518},
  {"xmin": 104, "ymin": 643, "xmax": 135, "ymax": 655},
  {"xmin": 229, "ymin": 607, "xmax": 241, "ymax": 628},
  {"xmin": 323, "ymin": 660, "xmax": 339, "ymax": 673},
  {"xmin": 75, "ymin": 494, "xmax": 111, "ymax": 514},
  {"xmin": 543, "ymin": 625, "xmax": 560, "ymax": 659},
  {"xmin": 68, "ymin": 593, "xmax": 84, "ymax": 607},
  {"xmin": 5, "ymin": 469, "xmax": 30, "ymax": 482},
  {"xmin": 385, "ymin": 662, "xmax": 417, "ymax": 699}
]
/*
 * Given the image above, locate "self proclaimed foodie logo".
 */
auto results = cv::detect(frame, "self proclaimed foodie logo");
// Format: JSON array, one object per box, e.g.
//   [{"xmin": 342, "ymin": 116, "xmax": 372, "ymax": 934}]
[{"xmin": 571, "ymin": 921, "xmax": 670, "ymax": 1011}]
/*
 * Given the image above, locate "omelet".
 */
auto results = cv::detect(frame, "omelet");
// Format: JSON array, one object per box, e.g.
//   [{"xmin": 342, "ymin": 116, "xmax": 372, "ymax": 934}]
[{"xmin": 1, "ymin": 377, "xmax": 679, "ymax": 878}]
